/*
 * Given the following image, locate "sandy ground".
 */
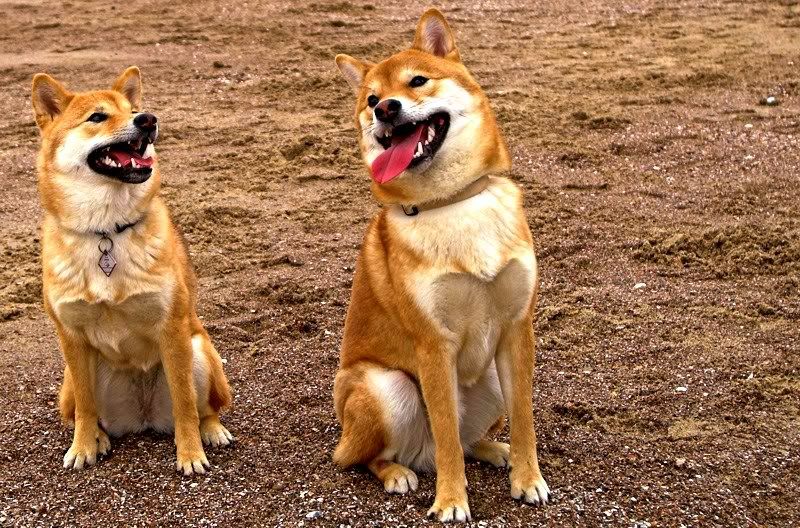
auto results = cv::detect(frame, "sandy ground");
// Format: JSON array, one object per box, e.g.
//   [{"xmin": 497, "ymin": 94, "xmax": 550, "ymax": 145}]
[{"xmin": 1, "ymin": 0, "xmax": 799, "ymax": 526}]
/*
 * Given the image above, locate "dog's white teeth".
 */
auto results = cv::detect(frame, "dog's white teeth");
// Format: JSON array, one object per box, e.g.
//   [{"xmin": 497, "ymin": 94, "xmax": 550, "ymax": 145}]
[
  {"xmin": 131, "ymin": 159, "xmax": 139, "ymax": 169},
  {"xmin": 428, "ymin": 127, "xmax": 435, "ymax": 142},
  {"xmin": 415, "ymin": 141, "xmax": 424, "ymax": 158}
]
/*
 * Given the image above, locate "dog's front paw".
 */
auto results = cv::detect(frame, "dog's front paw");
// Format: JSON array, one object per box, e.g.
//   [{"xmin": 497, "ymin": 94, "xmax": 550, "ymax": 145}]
[
  {"xmin": 63, "ymin": 427, "xmax": 110, "ymax": 470},
  {"xmin": 176, "ymin": 448, "xmax": 210, "ymax": 476},
  {"xmin": 510, "ymin": 466, "xmax": 550, "ymax": 505},
  {"xmin": 427, "ymin": 492, "xmax": 471, "ymax": 523}
]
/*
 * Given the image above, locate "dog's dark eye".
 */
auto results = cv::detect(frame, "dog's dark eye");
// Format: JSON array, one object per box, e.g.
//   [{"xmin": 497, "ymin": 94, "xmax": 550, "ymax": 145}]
[
  {"xmin": 409, "ymin": 76, "xmax": 429, "ymax": 88},
  {"xmin": 367, "ymin": 95, "xmax": 379, "ymax": 107},
  {"xmin": 86, "ymin": 112, "xmax": 107, "ymax": 123}
]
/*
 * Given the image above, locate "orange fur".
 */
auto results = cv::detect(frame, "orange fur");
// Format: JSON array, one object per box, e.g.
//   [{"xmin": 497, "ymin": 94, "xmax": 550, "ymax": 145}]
[
  {"xmin": 33, "ymin": 67, "xmax": 232, "ymax": 474},
  {"xmin": 334, "ymin": 9, "xmax": 549, "ymax": 521}
]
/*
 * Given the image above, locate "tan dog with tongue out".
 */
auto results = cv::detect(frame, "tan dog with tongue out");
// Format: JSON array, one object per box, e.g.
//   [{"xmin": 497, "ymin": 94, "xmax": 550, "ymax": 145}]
[
  {"xmin": 32, "ymin": 67, "xmax": 232, "ymax": 475},
  {"xmin": 332, "ymin": 9, "xmax": 550, "ymax": 523}
]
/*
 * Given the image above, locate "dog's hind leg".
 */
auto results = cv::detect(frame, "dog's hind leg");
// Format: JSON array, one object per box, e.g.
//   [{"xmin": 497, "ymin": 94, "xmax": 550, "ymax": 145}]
[
  {"xmin": 332, "ymin": 364, "xmax": 387, "ymax": 468},
  {"xmin": 149, "ymin": 332, "xmax": 233, "ymax": 447},
  {"xmin": 368, "ymin": 459, "xmax": 419, "ymax": 494},
  {"xmin": 333, "ymin": 364, "xmax": 430, "ymax": 494},
  {"xmin": 191, "ymin": 331, "xmax": 233, "ymax": 447},
  {"xmin": 469, "ymin": 439, "xmax": 510, "ymax": 468},
  {"xmin": 461, "ymin": 364, "xmax": 509, "ymax": 468}
]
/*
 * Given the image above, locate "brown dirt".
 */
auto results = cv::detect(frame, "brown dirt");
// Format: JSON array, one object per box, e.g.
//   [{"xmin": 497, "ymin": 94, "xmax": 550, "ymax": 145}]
[{"xmin": 1, "ymin": 1, "xmax": 799, "ymax": 526}]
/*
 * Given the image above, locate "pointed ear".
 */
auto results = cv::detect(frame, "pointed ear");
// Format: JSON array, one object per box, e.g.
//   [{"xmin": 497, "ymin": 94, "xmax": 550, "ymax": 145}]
[
  {"xmin": 31, "ymin": 74, "xmax": 71, "ymax": 130},
  {"xmin": 112, "ymin": 66, "xmax": 143, "ymax": 110},
  {"xmin": 412, "ymin": 9, "xmax": 460, "ymax": 61},
  {"xmin": 335, "ymin": 54, "xmax": 371, "ymax": 93}
]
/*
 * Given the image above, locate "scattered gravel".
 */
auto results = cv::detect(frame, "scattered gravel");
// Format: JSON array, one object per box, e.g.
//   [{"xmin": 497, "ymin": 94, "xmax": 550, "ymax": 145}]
[{"xmin": 0, "ymin": 0, "xmax": 797, "ymax": 526}]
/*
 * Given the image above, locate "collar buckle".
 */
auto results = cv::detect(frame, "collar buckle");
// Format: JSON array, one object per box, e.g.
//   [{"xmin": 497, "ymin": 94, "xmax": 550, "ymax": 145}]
[{"xmin": 401, "ymin": 204, "xmax": 419, "ymax": 217}]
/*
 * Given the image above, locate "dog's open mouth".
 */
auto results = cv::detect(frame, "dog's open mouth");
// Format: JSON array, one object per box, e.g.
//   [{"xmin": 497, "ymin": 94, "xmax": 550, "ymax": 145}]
[
  {"xmin": 88, "ymin": 136, "xmax": 154, "ymax": 184},
  {"xmin": 370, "ymin": 112, "xmax": 450, "ymax": 184}
]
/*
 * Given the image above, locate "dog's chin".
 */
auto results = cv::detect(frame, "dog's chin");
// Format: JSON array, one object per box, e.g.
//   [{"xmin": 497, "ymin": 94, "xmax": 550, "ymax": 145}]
[
  {"xmin": 89, "ymin": 164, "xmax": 153, "ymax": 184},
  {"xmin": 403, "ymin": 154, "xmax": 438, "ymax": 177}
]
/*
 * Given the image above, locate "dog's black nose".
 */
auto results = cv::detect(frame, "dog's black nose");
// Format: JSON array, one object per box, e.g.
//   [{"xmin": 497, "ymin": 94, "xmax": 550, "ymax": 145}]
[
  {"xmin": 133, "ymin": 112, "xmax": 158, "ymax": 132},
  {"xmin": 374, "ymin": 99, "xmax": 401, "ymax": 123}
]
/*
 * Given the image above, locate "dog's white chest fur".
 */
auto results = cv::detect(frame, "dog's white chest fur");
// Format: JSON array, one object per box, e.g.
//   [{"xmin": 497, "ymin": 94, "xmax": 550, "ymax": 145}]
[
  {"xmin": 429, "ymin": 260, "xmax": 532, "ymax": 384},
  {"xmin": 48, "ymin": 230, "xmax": 173, "ymax": 371},
  {"xmin": 388, "ymin": 178, "xmax": 537, "ymax": 385},
  {"xmin": 57, "ymin": 293, "xmax": 167, "ymax": 370}
]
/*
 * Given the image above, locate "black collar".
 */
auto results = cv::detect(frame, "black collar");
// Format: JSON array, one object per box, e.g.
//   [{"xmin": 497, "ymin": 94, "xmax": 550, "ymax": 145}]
[
  {"xmin": 93, "ymin": 214, "xmax": 145, "ymax": 237},
  {"xmin": 398, "ymin": 176, "xmax": 490, "ymax": 217}
]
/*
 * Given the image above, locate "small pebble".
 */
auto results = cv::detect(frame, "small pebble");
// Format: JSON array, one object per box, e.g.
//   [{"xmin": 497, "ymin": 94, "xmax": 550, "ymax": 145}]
[
  {"xmin": 675, "ymin": 386, "xmax": 688, "ymax": 393},
  {"xmin": 634, "ymin": 282, "xmax": 646, "ymax": 290},
  {"xmin": 306, "ymin": 511, "xmax": 323, "ymax": 520},
  {"xmin": 675, "ymin": 458, "xmax": 687, "ymax": 468}
]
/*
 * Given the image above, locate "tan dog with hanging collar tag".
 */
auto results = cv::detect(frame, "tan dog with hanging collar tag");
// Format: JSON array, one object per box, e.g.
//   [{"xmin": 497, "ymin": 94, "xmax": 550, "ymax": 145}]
[
  {"xmin": 32, "ymin": 67, "xmax": 232, "ymax": 474},
  {"xmin": 332, "ymin": 9, "xmax": 550, "ymax": 523}
]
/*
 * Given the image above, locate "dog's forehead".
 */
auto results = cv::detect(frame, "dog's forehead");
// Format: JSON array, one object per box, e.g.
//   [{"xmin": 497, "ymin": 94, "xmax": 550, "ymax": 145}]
[
  {"xmin": 67, "ymin": 90, "xmax": 130, "ymax": 115},
  {"xmin": 368, "ymin": 51, "xmax": 441, "ymax": 84},
  {"xmin": 366, "ymin": 50, "xmax": 471, "ymax": 92}
]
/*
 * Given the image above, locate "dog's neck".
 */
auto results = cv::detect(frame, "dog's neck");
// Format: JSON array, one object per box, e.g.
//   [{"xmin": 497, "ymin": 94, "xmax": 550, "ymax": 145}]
[
  {"xmin": 40, "ymin": 168, "xmax": 160, "ymax": 238},
  {"xmin": 397, "ymin": 175, "xmax": 490, "ymax": 216}
]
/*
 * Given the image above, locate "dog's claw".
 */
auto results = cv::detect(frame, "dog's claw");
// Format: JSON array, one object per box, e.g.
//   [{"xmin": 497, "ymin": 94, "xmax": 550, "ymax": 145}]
[
  {"xmin": 383, "ymin": 465, "xmax": 418, "ymax": 494},
  {"xmin": 427, "ymin": 496, "xmax": 471, "ymax": 523},
  {"xmin": 63, "ymin": 427, "xmax": 110, "ymax": 470},
  {"xmin": 177, "ymin": 451, "xmax": 210, "ymax": 476},
  {"xmin": 510, "ymin": 469, "xmax": 550, "ymax": 505},
  {"xmin": 200, "ymin": 422, "xmax": 233, "ymax": 447}
]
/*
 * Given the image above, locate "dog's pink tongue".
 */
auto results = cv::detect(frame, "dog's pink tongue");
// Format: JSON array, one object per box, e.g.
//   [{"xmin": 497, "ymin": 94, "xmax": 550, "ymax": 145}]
[
  {"xmin": 108, "ymin": 148, "xmax": 153, "ymax": 168},
  {"xmin": 370, "ymin": 123, "xmax": 425, "ymax": 184}
]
